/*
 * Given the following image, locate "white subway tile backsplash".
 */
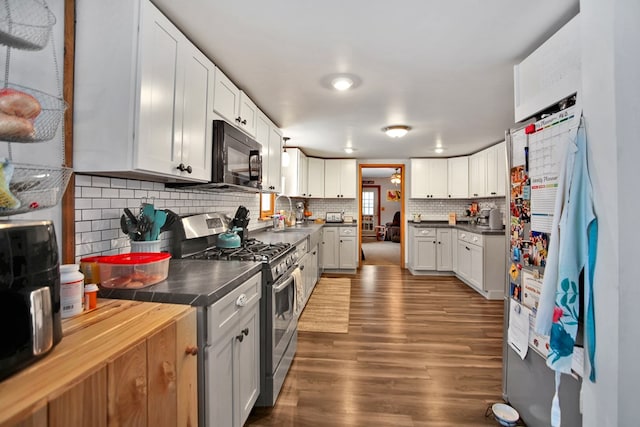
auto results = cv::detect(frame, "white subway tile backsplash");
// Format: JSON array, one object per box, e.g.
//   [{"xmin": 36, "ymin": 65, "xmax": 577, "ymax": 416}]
[
  {"xmin": 111, "ymin": 178, "xmax": 127, "ymax": 188},
  {"xmin": 91, "ymin": 198, "xmax": 110, "ymax": 209},
  {"xmin": 119, "ymin": 189, "xmax": 135, "ymax": 198},
  {"xmin": 92, "ymin": 176, "xmax": 111, "ymax": 187},
  {"xmin": 82, "ymin": 187, "xmax": 102, "ymax": 198},
  {"xmin": 82, "ymin": 209, "xmax": 102, "ymax": 221},
  {"xmin": 75, "ymin": 175, "xmax": 92, "ymax": 186}
]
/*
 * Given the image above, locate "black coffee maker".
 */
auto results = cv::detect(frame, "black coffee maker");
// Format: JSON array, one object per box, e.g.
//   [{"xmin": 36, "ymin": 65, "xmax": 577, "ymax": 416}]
[{"xmin": 0, "ymin": 220, "xmax": 63, "ymax": 381}]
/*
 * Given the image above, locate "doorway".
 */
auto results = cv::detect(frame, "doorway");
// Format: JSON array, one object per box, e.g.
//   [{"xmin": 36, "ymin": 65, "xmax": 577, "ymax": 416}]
[{"xmin": 358, "ymin": 164, "xmax": 404, "ymax": 268}]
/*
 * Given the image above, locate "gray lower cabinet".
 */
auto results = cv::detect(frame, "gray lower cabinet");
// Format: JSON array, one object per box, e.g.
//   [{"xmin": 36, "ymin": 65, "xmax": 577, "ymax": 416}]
[
  {"xmin": 207, "ymin": 272, "xmax": 261, "ymax": 427},
  {"xmin": 436, "ymin": 228, "xmax": 453, "ymax": 271},
  {"xmin": 321, "ymin": 227, "xmax": 357, "ymax": 271},
  {"xmin": 456, "ymin": 231, "xmax": 504, "ymax": 300}
]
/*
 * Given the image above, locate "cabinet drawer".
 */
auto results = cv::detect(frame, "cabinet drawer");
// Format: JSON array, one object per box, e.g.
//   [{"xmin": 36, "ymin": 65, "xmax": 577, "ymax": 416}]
[
  {"xmin": 458, "ymin": 231, "xmax": 483, "ymax": 246},
  {"xmin": 412, "ymin": 227, "xmax": 435, "ymax": 238},
  {"xmin": 339, "ymin": 227, "xmax": 356, "ymax": 237},
  {"xmin": 209, "ymin": 273, "xmax": 262, "ymax": 341}
]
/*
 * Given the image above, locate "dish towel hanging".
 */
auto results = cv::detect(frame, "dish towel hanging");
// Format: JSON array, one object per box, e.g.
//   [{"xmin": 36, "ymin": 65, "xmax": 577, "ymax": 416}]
[{"xmin": 534, "ymin": 119, "xmax": 598, "ymax": 427}]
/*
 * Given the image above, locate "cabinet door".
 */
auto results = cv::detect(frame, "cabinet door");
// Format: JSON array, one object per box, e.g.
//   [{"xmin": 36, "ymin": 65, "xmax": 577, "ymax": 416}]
[
  {"xmin": 486, "ymin": 141, "xmax": 506, "ymax": 197},
  {"xmin": 410, "ymin": 159, "xmax": 428, "ymax": 198},
  {"xmin": 179, "ymin": 45, "xmax": 214, "ymax": 181},
  {"xmin": 268, "ymin": 126, "xmax": 283, "ymax": 193},
  {"xmin": 415, "ymin": 237, "xmax": 437, "ymax": 270},
  {"xmin": 298, "ymin": 153, "xmax": 309, "ymax": 197},
  {"xmin": 136, "ymin": 1, "xmax": 182, "ymax": 177},
  {"xmin": 238, "ymin": 91, "xmax": 257, "ymax": 137},
  {"xmin": 436, "ymin": 228, "xmax": 453, "ymax": 271},
  {"xmin": 469, "ymin": 151, "xmax": 487, "ymax": 197},
  {"xmin": 451, "ymin": 229, "xmax": 458, "ymax": 273},
  {"xmin": 256, "ymin": 113, "xmax": 272, "ymax": 189},
  {"xmin": 237, "ymin": 306, "xmax": 260, "ymax": 426},
  {"xmin": 175, "ymin": 309, "xmax": 198, "ymax": 427},
  {"xmin": 207, "ymin": 337, "xmax": 234, "ymax": 427},
  {"xmin": 147, "ymin": 323, "xmax": 178, "ymax": 427},
  {"xmin": 427, "ymin": 159, "xmax": 448, "ymax": 198},
  {"xmin": 447, "ymin": 157, "xmax": 469, "ymax": 198},
  {"xmin": 108, "ymin": 341, "xmax": 148, "ymax": 427},
  {"xmin": 49, "ymin": 368, "xmax": 107, "ymax": 427},
  {"xmin": 339, "ymin": 236, "xmax": 358, "ymax": 269},
  {"xmin": 213, "ymin": 66, "xmax": 240, "ymax": 123},
  {"xmin": 324, "ymin": 160, "xmax": 341, "ymax": 198},
  {"xmin": 339, "ymin": 159, "xmax": 357, "ymax": 198},
  {"xmin": 457, "ymin": 240, "xmax": 471, "ymax": 281},
  {"xmin": 307, "ymin": 157, "xmax": 325, "ymax": 198},
  {"xmin": 469, "ymin": 244, "xmax": 484, "ymax": 289},
  {"xmin": 321, "ymin": 228, "xmax": 339, "ymax": 269}
]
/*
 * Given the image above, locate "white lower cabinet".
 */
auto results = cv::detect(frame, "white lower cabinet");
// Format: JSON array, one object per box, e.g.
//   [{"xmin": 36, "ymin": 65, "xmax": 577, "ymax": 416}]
[
  {"xmin": 321, "ymin": 227, "xmax": 357, "ymax": 271},
  {"xmin": 436, "ymin": 228, "xmax": 453, "ymax": 271},
  {"xmin": 408, "ymin": 227, "xmax": 452, "ymax": 273},
  {"xmin": 300, "ymin": 246, "xmax": 319, "ymax": 304},
  {"xmin": 456, "ymin": 231, "xmax": 504, "ymax": 300},
  {"xmin": 208, "ymin": 273, "xmax": 261, "ymax": 427}
]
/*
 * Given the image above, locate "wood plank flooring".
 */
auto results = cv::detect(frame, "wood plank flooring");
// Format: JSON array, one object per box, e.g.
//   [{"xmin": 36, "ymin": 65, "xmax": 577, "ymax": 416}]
[{"xmin": 246, "ymin": 265, "xmax": 505, "ymax": 427}]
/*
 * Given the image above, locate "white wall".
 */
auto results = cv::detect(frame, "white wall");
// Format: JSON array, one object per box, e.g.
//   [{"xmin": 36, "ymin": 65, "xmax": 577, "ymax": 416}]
[{"xmin": 580, "ymin": 0, "xmax": 640, "ymax": 425}]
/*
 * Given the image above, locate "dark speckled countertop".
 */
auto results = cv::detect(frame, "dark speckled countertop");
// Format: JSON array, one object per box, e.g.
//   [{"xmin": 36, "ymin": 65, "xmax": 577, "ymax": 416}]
[
  {"xmin": 99, "ymin": 259, "xmax": 262, "ymax": 306},
  {"xmin": 408, "ymin": 221, "xmax": 506, "ymax": 235}
]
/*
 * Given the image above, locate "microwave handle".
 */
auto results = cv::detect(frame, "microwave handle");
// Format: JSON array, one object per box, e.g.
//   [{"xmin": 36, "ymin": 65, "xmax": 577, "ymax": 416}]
[{"xmin": 249, "ymin": 150, "xmax": 261, "ymax": 182}]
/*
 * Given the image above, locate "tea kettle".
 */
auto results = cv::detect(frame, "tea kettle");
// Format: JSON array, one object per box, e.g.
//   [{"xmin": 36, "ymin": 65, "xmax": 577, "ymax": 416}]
[{"xmin": 217, "ymin": 227, "xmax": 243, "ymax": 248}]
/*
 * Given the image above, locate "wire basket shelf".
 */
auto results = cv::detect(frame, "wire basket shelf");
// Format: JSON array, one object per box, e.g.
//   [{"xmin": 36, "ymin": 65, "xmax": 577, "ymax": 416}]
[
  {"xmin": 0, "ymin": 82, "xmax": 66, "ymax": 143},
  {"xmin": 0, "ymin": 162, "xmax": 72, "ymax": 215},
  {"xmin": 0, "ymin": 0, "xmax": 55, "ymax": 51}
]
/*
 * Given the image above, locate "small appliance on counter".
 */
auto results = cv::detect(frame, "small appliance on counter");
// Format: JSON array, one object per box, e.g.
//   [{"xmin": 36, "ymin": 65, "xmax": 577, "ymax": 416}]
[
  {"xmin": 325, "ymin": 212, "xmax": 343, "ymax": 223},
  {"xmin": 295, "ymin": 201, "xmax": 305, "ymax": 225},
  {"xmin": 476, "ymin": 208, "xmax": 491, "ymax": 227},
  {"xmin": 0, "ymin": 220, "xmax": 63, "ymax": 381},
  {"xmin": 489, "ymin": 208, "xmax": 503, "ymax": 230}
]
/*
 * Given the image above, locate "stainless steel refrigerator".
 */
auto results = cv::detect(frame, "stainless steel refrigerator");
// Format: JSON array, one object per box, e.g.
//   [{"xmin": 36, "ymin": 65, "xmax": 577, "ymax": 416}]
[{"xmin": 502, "ymin": 105, "xmax": 582, "ymax": 427}]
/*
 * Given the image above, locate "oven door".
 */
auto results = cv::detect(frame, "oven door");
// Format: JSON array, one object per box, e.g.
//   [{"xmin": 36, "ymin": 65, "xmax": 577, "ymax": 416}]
[{"xmin": 271, "ymin": 274, "xmax": 296, "ymax": 372}]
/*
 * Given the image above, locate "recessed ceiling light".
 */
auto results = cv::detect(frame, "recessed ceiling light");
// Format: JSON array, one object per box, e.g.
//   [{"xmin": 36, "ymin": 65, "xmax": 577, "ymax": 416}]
[
  {"xmin": 434, "ymin": 147, "xmax": 445, "ymax": 154},
  {"xmin": 332, "ymin": 77, "xmax": 354, "ymax": 91},
  {"xmin": 382, "ymin": 125, "xmax": 411, "ymax": 138},
  {"xmin": 344, "ymin": 147, "xmax": 357, "ymax": 154}
]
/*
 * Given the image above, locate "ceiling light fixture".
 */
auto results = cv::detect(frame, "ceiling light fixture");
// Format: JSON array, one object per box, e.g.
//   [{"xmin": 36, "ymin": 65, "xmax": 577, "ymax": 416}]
[
  {"xmin": 434, "ymin": 147, "xmax": 444, "ymax": 154},
  {"xmin": 383, "ymin": 125, "xmax": 411, "ymax": 138},
  {"xmin": 282, "ymin": 137, "xmax": 290, "ymax": 167},
  {"xmin": 390, "ymin": 168, "xmax": 401, "ymax": 185},
  {"xmin": 331, "ymin": 77, "xmax": 354, "ymax": 91},
  {"xmin": 344, "ymin": 147, "xmax": 356, "ymax": 154}
]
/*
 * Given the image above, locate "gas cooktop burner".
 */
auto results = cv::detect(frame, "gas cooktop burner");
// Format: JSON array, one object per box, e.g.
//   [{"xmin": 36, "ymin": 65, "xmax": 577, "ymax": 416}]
[{"xmin": 188, "ymin": 239, "xmax": 292, "ymax": 262}]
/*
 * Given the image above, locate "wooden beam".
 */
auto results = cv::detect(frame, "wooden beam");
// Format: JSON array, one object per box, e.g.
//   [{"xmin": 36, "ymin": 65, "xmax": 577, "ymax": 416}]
[{"xmin": 62, "ymin": 0, "xmax": 75, "ymax": 263}]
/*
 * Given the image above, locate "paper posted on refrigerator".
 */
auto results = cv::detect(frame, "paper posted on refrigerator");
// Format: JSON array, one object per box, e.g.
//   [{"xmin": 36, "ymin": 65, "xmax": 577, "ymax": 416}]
[{"xmin": 508, "ymin": 299, "xmax": 531, "ymax": 360}]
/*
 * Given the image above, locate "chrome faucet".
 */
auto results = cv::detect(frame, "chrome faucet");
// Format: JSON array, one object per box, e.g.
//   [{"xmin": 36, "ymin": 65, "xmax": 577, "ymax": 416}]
[{"xmin": 274, "ymin": 194, "xmax": 293, "ymax": 216}]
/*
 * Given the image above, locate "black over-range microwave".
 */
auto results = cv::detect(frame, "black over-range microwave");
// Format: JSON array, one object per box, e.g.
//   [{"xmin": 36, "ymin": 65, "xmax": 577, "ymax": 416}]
[{"xmin": 212, "ymin": 120, "xmax": 262, "ymax": 190}]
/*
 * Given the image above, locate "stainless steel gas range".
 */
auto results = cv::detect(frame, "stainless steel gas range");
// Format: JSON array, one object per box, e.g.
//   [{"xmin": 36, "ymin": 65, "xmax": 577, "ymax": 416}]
[{"xmin": 173, "ymin": 212, "xmax": 300, "ymax": 411}]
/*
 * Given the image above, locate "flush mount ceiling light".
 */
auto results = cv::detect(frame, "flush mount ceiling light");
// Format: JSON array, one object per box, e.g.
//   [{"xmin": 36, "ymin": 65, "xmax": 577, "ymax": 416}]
[
  {"xmin": 390, "ymin": 168, "xmax": 401, "ymax": 185},
  {"xmin": 434, "ymin": 147, "xmax": 445, "ymax": 154},
  {"xmin": 332, "ymin": 77, "xmax": 353, "ymax": 91},
  {"xmin": 344, "ymin": 147, "xmax": 357, "ymax": 154},
  {"xmin": 320, "ymin": 73, "xmax": 362, "ymax": 91},
  {"xmin": 383, "ymin": 125, "xmax": 411, "ymax": 138}
]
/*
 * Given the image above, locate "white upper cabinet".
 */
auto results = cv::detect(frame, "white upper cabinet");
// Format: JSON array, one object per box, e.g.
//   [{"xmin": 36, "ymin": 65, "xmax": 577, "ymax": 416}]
[
  {"xmin": 324, "ymin": 159, "xmax": 356, "ymax": 198},
  {"xmin": 74, "ymin": 0, "xmax": 212, "ymax": 182},
  {"xmin": 256, "ymin": 112, "xmax": 282, "ymax": 193},
  {"xmin": 447, "ymin": 156, "xmax": 468, "ymax": 198},
  {"xmin": 282, "ymin": 148, "xmax": 307, "ymax": 197},
  {"xmin": 468, "ymin": 150, "xmax": 487, "ymax": 198},
  {"xmin": 213, "ymin": 67, "xmax": 257, "ymax": 137},
  {"xmin": 485, "ymin": 141, "xmax": 506, "ymax": 197},
  {"xmin": 410, "ymin": 158, "xmax": 448, "ymax": 198},
  {"xmin": 306, "ymin": 157, "xmax": 325, "ymax": 198}
]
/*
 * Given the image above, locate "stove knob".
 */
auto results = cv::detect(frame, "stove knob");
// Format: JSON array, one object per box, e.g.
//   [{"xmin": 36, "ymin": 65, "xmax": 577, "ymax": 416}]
[{"xmin": 275, "ymin": 265, "xmax": 281, "ymax": 275}]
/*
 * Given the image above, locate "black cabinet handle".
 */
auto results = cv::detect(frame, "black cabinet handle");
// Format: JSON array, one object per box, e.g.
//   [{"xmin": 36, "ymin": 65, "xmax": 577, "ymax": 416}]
[
  {"xmin": 235, "ymin": 328, "xmax": 249, "ymax": 342},
  {"xmin": 236, "ymin": 116, "xmax": 242, "ymax": 123},
  {"xmin": 242, "ymin": 119, "xmax": 247, "ymax": 125},
  {"xmin": 177, "ymin": 163, "xmax": 193, "ymax": 173}
]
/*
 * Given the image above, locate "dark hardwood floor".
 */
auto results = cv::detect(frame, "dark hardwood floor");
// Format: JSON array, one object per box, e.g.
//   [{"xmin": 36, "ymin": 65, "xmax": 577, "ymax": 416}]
[{"xmin": 247, "ymin": 265, "xmax": 505, "ymax": 427}]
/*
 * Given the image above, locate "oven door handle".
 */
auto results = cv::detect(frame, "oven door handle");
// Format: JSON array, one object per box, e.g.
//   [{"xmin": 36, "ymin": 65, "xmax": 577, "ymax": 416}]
[{"xmin": 273, "ymin": 275, "xmax": 294, "ymax": 292}]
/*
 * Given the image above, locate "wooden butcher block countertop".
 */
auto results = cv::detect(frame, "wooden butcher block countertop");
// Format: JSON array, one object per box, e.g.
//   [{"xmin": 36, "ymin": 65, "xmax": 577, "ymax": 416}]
[{"xmin": 0, "ymin": 299, "xmax": 196, "ymax": 427}]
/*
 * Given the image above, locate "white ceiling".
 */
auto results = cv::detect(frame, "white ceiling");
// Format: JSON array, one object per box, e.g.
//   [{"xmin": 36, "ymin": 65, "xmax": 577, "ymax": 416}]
[{"xmin": 152, "ymin": 0, "xmax": 579, "ymax": 159}]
